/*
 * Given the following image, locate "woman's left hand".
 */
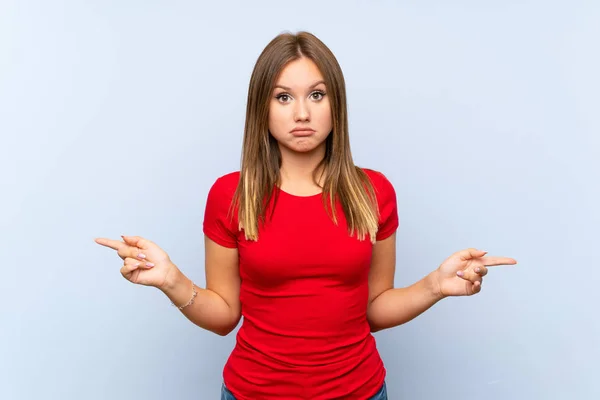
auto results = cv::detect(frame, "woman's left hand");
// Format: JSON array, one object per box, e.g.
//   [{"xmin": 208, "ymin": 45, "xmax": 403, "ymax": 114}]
[{"xmin": 433, "ymin": 248, "xmax": 517, "ymax": 297}]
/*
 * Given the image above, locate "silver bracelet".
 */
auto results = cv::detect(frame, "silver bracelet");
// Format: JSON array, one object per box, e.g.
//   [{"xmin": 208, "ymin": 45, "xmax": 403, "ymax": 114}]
[{"xmin": 171, "ymin": 281, "xmax": 197, "ymax": 310}]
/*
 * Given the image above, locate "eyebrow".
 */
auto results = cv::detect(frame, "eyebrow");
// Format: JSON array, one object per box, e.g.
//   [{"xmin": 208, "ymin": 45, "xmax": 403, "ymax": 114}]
[{"xmin": 274, "ymin": 80, "xmax": 326, "ymax": 91}]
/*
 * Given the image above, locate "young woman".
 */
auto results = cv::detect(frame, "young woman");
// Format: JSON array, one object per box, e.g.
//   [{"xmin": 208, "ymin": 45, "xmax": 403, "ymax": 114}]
[{"xmin": 95, "ymin": 31, "xmax": 517, "ymax": 400}]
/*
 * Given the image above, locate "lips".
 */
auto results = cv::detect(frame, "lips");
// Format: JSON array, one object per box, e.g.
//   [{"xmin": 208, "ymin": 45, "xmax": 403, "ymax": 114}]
[{"xmin": 290, "ymin": 128, "xmax": 316, "ymax": 136}]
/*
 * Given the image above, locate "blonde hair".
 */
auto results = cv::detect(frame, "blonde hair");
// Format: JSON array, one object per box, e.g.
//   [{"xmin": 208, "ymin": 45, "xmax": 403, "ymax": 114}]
[{"xmin": 232, "ymin": 31, "xmax": 379, "ymax": 243}]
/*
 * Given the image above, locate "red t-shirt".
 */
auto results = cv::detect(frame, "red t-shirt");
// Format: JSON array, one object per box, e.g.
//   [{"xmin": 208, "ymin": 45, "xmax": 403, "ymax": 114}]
[{"xmin": 203, "ymin": 168, "xmax": 399, "ymax": 399}]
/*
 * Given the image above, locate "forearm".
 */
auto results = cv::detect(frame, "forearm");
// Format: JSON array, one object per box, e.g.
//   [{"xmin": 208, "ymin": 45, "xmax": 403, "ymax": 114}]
[
  {"xmin": 368, "ymin": 271, "xmax": 444, "ymax": 332},
  {"xmin": 160, "ymin": 267, "xmax": 240, "ymax": 336}
]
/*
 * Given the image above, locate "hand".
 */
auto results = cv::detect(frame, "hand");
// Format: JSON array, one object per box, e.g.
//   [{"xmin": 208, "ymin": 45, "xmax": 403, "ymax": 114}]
[
  {"xmin": 433, "ymin": 248, "xmax": 517, "ymax": 297},
  {"xmin": 95, "ymin": 235, "xmax": 178, "ymax": 290}
]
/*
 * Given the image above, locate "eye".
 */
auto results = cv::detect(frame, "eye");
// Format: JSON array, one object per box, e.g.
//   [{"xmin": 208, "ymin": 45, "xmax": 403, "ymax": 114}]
[
  {"xmin": 310, "ymin": 91, "xmax": 326, "ymax": 101},
  {"xmin": 275, "ymin": 93, "xmax": 292, "ymax": 103}
]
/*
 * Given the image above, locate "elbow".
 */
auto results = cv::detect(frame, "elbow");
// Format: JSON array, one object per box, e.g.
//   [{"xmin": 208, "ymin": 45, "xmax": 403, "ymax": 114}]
[
  {"xmin": 367, "ymin": 311, "xmax": 383, "ymax": 333},
  {"xmin": 368, "ymin": 318, "xmax": 385, "ymax": 333},
  {"xmin": 210, "ymin": 325, "xmax": 235, "ymax": 336},
  {"xmin": 212, "ymin": 315, "xmax": 241, "ymax": 337}
]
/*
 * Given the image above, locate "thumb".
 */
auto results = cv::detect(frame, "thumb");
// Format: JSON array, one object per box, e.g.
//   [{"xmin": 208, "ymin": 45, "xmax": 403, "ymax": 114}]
[
  {"xmin": 459, "ymin": 248, "xmax": 487, "ymax": 261},
  {"xmin": 121, "ymin": 235, "xmax": 148, "ymax": 249}
]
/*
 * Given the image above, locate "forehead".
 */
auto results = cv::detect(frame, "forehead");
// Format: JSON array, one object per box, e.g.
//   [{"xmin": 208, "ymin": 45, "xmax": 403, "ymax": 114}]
[{"xmin": 275, "ymin": 57, "xmax": 325, "ymax": 87}]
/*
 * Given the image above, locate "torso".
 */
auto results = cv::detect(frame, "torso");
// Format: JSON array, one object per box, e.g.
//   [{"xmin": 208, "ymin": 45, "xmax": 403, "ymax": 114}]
[{"xmin": 205, "ymin": 169, "xmax": 395, "ymax": 399}]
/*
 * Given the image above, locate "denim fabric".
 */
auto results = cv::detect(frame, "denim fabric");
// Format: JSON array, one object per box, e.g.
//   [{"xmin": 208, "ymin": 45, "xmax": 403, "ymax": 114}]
[
  {"xmin": 220, "ymin": 383, "xmax": 237, "ymax": 400},
  {"xmin": 220, "ymin": 381, "xmax": 387, "ymax": 400},
  {"xmin": 368, "ymin": 381, "xmax": 388, "ymax": 400}
]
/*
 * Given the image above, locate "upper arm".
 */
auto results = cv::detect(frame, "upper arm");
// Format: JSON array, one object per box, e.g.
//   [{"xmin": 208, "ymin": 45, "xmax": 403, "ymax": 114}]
[
  {"xmin": 204, "ymin": 235, "xmax": 241, "ymax": 324},
  {"xmin": 368, "ymin": 232, "xmax": 397, "ymax": 305},
  {"xmin": 202, "ymin": 174, "xmax": 242, "ymax": 325},
  {"xmin": 366, "ymin": 169, "xmax": 399, "ymax": 304}
]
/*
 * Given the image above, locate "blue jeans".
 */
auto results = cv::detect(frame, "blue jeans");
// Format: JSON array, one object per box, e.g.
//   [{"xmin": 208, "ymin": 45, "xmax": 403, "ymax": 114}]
[{"xmin": 220, "ymin": 381, "xmax": 387, "ymax": 399}]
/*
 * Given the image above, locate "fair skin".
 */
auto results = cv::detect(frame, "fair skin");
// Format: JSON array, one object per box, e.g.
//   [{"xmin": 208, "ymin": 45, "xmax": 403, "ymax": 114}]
[
  {"xmin": 268, "ymin": 57, "xmax": 332, "ymax": 195},
  {"xmin": 95, "ymin": 56, "xmax": 517, "ymax": 337}
]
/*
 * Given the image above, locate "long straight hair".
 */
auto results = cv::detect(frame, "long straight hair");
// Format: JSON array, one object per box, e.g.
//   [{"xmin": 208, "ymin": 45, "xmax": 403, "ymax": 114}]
[{"xmin": 233, "ymin": 31, "xmax": 380, "ymax": 243}]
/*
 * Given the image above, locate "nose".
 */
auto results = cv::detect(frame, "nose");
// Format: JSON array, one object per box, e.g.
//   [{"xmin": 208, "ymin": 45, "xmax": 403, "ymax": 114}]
[{"xmin": 294, "ymin": 99, "xmax": 310, "ymax": 122}]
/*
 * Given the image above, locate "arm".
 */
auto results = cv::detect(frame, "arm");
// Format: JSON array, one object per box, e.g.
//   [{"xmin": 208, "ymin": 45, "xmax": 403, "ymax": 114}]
[
  {"xmin": 367, "ymin": 233, "xmax": 444, "ymax": 332},
  {"xmin": 367, "ymin": 235, "xmax": 516, "ymax": 332},
  {"xmin": 161, "ymin": 236, "xmax": 241, "ymax": 336}
]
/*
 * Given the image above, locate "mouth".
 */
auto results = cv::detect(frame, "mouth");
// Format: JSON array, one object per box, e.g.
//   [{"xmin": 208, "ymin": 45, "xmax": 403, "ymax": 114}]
[{"xmin": 290, "ymin": 129, "xmax": 316, "ymax": 137}]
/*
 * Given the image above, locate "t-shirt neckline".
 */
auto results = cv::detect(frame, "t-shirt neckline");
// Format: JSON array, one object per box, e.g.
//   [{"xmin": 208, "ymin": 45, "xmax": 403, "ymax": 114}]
[{"xmin": 276, "ymin": 186, "xmax": 323, "ymax": 199}]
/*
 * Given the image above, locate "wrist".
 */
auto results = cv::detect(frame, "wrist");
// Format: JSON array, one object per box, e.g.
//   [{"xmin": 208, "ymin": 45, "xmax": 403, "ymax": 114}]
[
  {"xmin": 428, "ymin": 269, "xmax": 446, "ymax": 301},
  {"xmin": 159, "ymin": 263, "xmax": 186, "ymax": 294}
]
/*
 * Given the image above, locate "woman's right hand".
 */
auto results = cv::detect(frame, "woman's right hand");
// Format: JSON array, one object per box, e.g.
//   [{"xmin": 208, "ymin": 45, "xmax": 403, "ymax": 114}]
[{"xmin": 95, "ymin": 235, "xmax": 179, "ymax": 290}]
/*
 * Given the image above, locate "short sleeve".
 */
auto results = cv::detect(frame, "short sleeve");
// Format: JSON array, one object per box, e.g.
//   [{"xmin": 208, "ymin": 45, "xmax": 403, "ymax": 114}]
[
  {"xmin": 370, "ymin": 171, "xmax": 399, "ymax": 241},
  {"xmin": 203, "ymin": 176, "xmax": 239, "ymax": 248}
]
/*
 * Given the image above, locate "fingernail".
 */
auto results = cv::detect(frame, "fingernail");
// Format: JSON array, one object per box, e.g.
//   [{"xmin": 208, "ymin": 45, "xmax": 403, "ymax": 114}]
[
  {"xmin": 138, "ymin": 253, "xmax": 146, "ymax": 259},
  {"xmin": 475, "ymin": 267, "xmax": 481, "ymax": 273},
  {"xmin": 456, "ymin": 271, "xmax": 464, "ymax": 277},
  {"xmin": 146, "ymin": 262, "xmax": 154, "ymax": 268}
]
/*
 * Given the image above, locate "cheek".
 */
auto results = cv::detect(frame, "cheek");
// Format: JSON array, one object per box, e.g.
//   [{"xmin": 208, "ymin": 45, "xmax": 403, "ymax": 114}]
[
  {"xmin": 315, "ymin": 103, "xmax": 332, "ymax": 129},
  {"xmin": 268, "ymin": 104, "xmax": 288, "ymax": 133}
]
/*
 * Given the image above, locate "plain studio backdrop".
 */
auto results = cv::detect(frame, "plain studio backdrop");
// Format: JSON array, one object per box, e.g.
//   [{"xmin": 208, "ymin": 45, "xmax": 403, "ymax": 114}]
[{"xmin": 1, "ymin": 1, "xmax": 598, "ymax": 399}]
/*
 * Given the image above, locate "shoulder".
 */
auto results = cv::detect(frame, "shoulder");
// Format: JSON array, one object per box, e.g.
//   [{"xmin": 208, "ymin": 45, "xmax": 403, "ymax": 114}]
[
  {"xmin": 209, "ymin": 171, "xmax": 240, "ymax": 197},
  {"xmin": 360, "ymin": 168, "xmax": 399, "ymax": 235},
  {"xmin": 215, "ymin": 171, "xmax": 240, "ymax": 185},
  {"xmin": 360, "ymin": 168, "xmax": 395, "ymax": 194},
  {"xmin": 203, "ymin": 172, "xmax": 240, "ymax": 243}
]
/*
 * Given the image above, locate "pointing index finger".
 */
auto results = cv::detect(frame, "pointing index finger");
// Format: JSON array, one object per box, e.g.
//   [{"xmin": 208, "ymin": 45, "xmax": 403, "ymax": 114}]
[
  {"xmin": 482, "ymin": 256, "xmax": 517, "ymax": 266},
  {"xmin": 94, "ymin": 238, "xmax": 125, "ymax": 251}
]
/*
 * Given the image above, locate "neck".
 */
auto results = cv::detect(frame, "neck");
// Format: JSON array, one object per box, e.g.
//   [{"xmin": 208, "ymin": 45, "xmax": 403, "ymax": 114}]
[{"xmin": 278, "ymin": 144, "xmax": 326, "ymax": 192}]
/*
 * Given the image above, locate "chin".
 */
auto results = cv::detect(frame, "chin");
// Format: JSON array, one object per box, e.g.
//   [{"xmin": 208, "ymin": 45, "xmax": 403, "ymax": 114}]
[{"xmin": 286, "ymin": 140, "xmax": 325, "ymax": 154}]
